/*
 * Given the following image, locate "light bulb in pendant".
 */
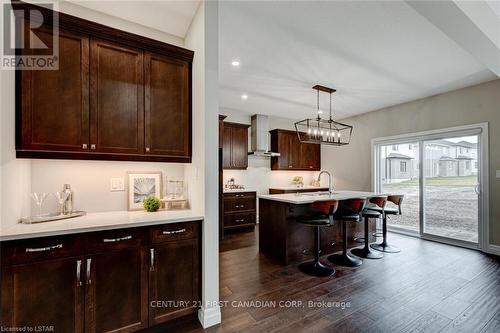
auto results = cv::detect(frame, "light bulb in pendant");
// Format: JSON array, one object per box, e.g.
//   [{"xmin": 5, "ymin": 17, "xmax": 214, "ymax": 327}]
[{"xmin": 307, "ymin": 127, "xmax": 312, "ymax": 134}]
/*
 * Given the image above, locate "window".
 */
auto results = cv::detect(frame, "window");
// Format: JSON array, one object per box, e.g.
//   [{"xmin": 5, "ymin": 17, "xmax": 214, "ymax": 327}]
[
  {"xmin": 466, "ymin": 161, "xmax": 471, "ymax": 169},
  {"xmin": 409, "ymin": 144, "xmax": 412, "ymax": 150},
  {"xmin": 400, "ymin": 161, "xmax": 407, "ymax": 173},
  {"xmin": 475, "ymin": 161, "xmax": 478, "ymax": 169},
  {"xmin": 392, "ymin": 145, "xmax": 398, "ymax": 151}
]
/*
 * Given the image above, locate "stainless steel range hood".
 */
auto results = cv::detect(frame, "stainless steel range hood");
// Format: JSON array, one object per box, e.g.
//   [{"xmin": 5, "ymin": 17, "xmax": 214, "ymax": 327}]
[{"xmin": 248, "ymin": 114, "xmax": 280, "ymax": 157}]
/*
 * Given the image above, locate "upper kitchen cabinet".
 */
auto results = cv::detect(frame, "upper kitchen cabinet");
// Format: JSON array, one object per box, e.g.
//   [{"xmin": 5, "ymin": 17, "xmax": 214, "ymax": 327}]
[
  {"xmin": 18, "ymin": 26, "xmax": 90, "ymax": 154},
  {"xmin": 144, "ymin": 53, "xmax": 191, "ymax": 162},
  {"xmin": 90, "ymin": 39, "xmax": 144, "ymax": 155},
  {"xmin": 223, "ymin": 122, "xmax": 250, "ymax": 170},
  {"xmin": 270, "ymin": 129, "xmax": 321, "ymax": 171},
  {"xmin": 15, "ymin": 2, "xmax": 193, "ymax": 163}
]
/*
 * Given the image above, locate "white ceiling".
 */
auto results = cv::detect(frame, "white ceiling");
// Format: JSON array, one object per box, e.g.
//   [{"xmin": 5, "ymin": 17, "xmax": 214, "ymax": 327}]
[
  {"xmin": 71, "ymin": 0, "xmax": 200, "ymax": 38},
  {"xmin": 219, "ymin": 0, "xmax": 499, "ymax": 121}
]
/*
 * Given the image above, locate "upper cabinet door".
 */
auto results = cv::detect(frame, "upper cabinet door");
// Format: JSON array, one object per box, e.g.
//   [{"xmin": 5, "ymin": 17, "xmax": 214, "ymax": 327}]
[
  {"xmin": 90, "ymin": 39, "xmax": 144, "ymax": 155},
  {"xmin": 19, "ymin": 26, "xmax": 89, "ymax": 152},
  {"xmin": 145, "ymin": 53, "xmax": 191, "ymax": 161},
  {"xmin": 222, "ymin": 126, "xmax": 232, "ymax": 169},
  {"xmin": 270, "ymin": 129, "xmax": 321, "ymax": 170},
  {"xmin": 231, "ymin": 126, "xmax": 249, "ymax": 169}
]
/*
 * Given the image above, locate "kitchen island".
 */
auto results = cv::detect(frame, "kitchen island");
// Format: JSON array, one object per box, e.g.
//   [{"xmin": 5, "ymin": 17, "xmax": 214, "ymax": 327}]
[{"xmin": 258, "ymin": 191, "xmax": 384, "ymax": 265}]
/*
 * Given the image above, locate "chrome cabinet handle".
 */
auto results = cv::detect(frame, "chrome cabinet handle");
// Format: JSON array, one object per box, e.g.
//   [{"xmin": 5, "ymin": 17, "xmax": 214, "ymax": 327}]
[
  {"xmin": 25, "ymin": 244, "xmax": 63, "ymax": 253},
  {"xmin": 103, "ymin": 235, "xmax": 132, "ymax": 243},
  {"xmin": 150, "ymin": 248, "xmax": 155, "ymax": 271},
  {"xmin": 162, "ymin": 228, "xmax": 186, "ymax": 235},
  {"xmin": 90, "ymin": 144, "xmax": 96, "ymax": 150},
  {"xmin": 82, "ymin": 144, "xmax": 88, "ymax": 149},
  {"xmin": 235, "ymin": 219, "xmax": 245, "ymax": 223},
  {"xmin": 86, "ymin": 258, "xmax": 92, "ymax": 285},
  {"xmin": 76, "ymin": 260, "xmax": 82, "ymax": 287}
]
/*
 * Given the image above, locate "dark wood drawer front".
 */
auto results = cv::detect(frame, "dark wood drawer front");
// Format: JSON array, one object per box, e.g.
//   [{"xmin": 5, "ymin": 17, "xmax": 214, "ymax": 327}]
[
  {"xmin": 224, "ymin": 213, "xmax": 256, "ymax": 228},
  {"xmin": 151, "ymin": 222, "xmax": 199, "ymax": 244},
  {"xmin": 223, "ymin": 192, "xmax": 256, "ymax": 200},
  {"xmin": 1, "ymin": 235, "xmax": 81, "ymax": 266},
  {"xmin": 85, "ymin": 228, "xmax": 145, "ymax": 254},
  {"xmin": 224, "ymin": 196, "xmax": 256, "ymax": 212}
]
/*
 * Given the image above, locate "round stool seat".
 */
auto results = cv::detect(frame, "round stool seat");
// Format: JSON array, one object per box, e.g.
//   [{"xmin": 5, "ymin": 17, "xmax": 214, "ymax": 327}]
[
  {"xmin": 362, "ymin": 210, "xmax": 381, "ymax": 218},
  {"xmin": 333, "ymin": 213, "xmax": 360, "ymax": 221},
  {"xmin": 297, "ymin": 215, "xmax": 331, "ymax": 226},
  {"xmin": 366, "ymin": 205, "xmax": 399, "ymax": 215}
]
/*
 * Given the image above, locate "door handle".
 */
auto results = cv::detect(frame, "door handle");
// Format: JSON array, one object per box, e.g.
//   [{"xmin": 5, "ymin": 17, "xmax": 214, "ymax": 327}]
[
  {"xmin": 25, "ymin": 244, "xmax": 63, "ymax": 252},
  {"xmin": 86, "ymin": 258, "xmax": 92, "ymax": 285},
  {"xmin": 150, "ymin": 248, "xmax": 155, "ymax": 271},
  {"xmin": 76, "ymin": 260, "xmax": 82, "ymax": 287},
  {"xmin": 474, "ymin": 184, "xmax": 480, "ymax": 195}
]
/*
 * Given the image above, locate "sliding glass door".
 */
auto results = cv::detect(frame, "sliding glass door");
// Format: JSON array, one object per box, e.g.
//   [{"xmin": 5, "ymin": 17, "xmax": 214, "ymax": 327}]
[
  {"xmin": 423, "ymin": 136, "xmax": 479, "ymax": 243},
  {"xmin": 373, "ymin": 124, "xmax": 487, "ymax": 249}
]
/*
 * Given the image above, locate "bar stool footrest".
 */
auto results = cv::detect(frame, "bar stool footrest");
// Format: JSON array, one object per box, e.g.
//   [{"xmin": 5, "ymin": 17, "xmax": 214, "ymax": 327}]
[{"xmin": 298, "ymin": 261, "xmax": 335, "ymax": 277}]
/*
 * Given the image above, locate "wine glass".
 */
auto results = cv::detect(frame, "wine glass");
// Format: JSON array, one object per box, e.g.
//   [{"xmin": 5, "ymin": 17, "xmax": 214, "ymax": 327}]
[
  {"xmin": 31, "ymin": 192, "xmax": 48, "ymax": 217},
  {"xmin": 55, "ymin": 191, "xmax": 69, "ymax": 215}
]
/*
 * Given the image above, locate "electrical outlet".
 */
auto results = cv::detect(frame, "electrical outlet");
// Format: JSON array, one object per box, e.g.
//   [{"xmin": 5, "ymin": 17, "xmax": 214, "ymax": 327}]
[
  {"xmin": 496, "ymin": 170, "xmax": 500, "ymax": 179},
  {"xmin": 110, "ymin": 178, "xmax": 125, "ymax": 191}
]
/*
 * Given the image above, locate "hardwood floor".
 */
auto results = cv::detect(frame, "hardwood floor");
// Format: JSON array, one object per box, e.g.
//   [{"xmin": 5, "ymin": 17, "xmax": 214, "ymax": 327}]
[{"xmin": 175, "ymin": 227, "xmax": 499, "ymax": 333}]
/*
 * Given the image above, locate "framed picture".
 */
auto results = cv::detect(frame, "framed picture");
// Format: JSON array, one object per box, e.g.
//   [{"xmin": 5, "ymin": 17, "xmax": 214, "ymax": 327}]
[{"xmin": 127, "ymin": 172, "xmax": 162, "ymax": 211}]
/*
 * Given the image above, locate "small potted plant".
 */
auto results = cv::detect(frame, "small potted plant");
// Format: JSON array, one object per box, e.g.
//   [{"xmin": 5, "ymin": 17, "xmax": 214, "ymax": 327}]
[{"xmin": 143, "ymin": 196, "xmax": 161, "ymax": 212}]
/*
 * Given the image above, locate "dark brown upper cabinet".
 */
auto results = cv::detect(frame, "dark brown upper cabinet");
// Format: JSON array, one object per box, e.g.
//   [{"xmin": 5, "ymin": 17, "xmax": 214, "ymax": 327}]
[
  {"xmin": 19, "ymin": 26, "xmax": 89, "ymax": 153},
  {"xmin": 15, "ymin": 2, "xmax": 193, "ymax": 163},
  {"xmin": 270, "ymin": 129, "xmax": 321, "ymax": 171},
  {"xmin": 90, "ymin": 39, "xmax": 144, "ymax": 155},
  {"xmin": 223, "ymin": 122, "xmax": 250, "ymax": 170},
  {"xmin": 145, "ymin": 53, "xmax": 190, "ymax": 161}
]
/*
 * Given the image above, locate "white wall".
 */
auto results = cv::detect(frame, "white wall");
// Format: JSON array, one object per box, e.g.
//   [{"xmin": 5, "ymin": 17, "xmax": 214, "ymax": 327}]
[
  {"xmin": 320, "ymin": 79, "xmax": 500, "ymax": 247},
  {"xmin": 0, "ymin": 2, "xmax": 188, "ymax": 231},
  {"xmin": 185, "ymin": 1, "xmax": 221, "ymax": 328}
]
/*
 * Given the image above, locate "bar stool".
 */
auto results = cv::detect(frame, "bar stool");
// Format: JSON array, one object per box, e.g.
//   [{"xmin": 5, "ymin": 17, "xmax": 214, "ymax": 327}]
[
  {"xmin": 351, "ymin": 196, "xmax": 387, "ymax": 260},
  {"xmin": 296, "ymin": 200, "xmax": 339, "ymax": 277},
  {"xmin": 368, "ymin": 195, "xmax": 403, "ymax": 253},
  {"xmin": 328, "ymin": 198, "xmax": 366, "ymax": 267}
]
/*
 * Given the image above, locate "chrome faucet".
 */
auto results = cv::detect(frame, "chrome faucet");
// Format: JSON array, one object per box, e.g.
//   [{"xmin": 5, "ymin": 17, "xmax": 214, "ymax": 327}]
[{"xmin": 317, "ymin": 171, "xmax": 334, "ymax": 194}]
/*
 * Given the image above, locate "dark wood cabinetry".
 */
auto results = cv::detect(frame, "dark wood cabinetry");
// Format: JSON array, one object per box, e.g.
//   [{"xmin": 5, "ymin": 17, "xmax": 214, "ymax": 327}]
[
  {"xmin": 15, "ymin": 2, "xmax": 193, "ymax": 163},
  {"xmin": 19, "ymin": 27, "xmax": 89, "ymax": 153},
  {"xmin": 270, "ymin": 129, "xmax": 321, "ymax": 171},
  {"xmin": 90, "ymin": 39, "xmax": 144, "ymax": 155},
  {"xmin": 149, "ymin": 223, "xmax": 199, "ymax": 324},
  {"xmin": 269, "ymin": 187, "xmax": 329, "ymax": 194},
  {"xmin": 0, "ymin": 221, "xmax": 201, "ymax": 332},
  {"xmin": 222, "ymin": 122, "xmax": 250, "ymax": 170},
  {"xmin": 223, "ymin": 192, "xmax": 257, "ymax": 231}
]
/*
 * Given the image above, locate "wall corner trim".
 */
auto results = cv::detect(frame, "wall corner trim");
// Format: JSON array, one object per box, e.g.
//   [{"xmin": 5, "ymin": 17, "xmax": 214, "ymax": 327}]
[{"xmin": 198, "ymin": 305, "xmax": 221, "ymax": 328}]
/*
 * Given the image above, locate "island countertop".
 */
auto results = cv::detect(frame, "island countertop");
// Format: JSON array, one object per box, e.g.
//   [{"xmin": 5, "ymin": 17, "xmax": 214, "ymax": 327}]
[
  {"xmin": 258, "ymin": 190, "xmax": 387, "ymax": 204},
  {"xmin": 0, "ymin": 209, "xmax": 204, "ymax": 241}
]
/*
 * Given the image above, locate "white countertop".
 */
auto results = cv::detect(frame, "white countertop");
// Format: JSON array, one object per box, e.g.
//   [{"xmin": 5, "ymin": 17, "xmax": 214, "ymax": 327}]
[
  {"xmin": 259, "ymin": 190, "xmax": 386, "ymax": 204},
  {"xmin": 0, "ymin": 210, "xmax": 204, "ymax": 241},
  {"xmin": 223, "ymin": 188, "xmax": 256, "ymax": 193},
  {"xmin": 269, "ymin": 185, "xmax": 328, "ymax": 191}
]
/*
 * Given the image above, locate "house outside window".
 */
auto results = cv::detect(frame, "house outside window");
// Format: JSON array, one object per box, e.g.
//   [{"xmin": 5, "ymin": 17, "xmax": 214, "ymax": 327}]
[
  {"xmin": 393, "ymin": 145, "xmax": 398, "ymax": 151},
  {"xmin": 466, "ymin": 161, "xmax": 471, "ymax": 169},
  {"xmin": 400, "ymin": 161, "xmax": 407, "ymax": 173}
]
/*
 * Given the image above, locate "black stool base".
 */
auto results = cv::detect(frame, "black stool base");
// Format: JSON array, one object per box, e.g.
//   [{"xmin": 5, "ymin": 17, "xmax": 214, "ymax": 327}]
[
  {"xmin": 351, "ymin": 247, "xmax": 383, "ymax": 259},
  {"xmin": 328, "ymin": 253, "xmax": 362, "ymax": 267},
  {"xmin": 370, "ymin": 243, "xmax": 400, "ymax": 253},
  {"xmin": 298, "ymin": 261, "xmax": 335, "ymax": 277}
]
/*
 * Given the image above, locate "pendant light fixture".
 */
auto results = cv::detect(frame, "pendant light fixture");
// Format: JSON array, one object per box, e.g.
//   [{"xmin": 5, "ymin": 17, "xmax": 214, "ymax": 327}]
[{"xmin": 294, "ymin": 85, "xmax": 353, "ymax": 146}]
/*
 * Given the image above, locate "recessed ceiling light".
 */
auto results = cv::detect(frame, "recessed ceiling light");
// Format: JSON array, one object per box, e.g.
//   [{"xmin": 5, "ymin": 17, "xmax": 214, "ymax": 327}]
[
  {"xmin": 241, "ymin": 94, "xmax": 248, "ymax": 100},
  {"xmin": 231, "ymin": 60, "xmax": 240, "ymax": 67}
]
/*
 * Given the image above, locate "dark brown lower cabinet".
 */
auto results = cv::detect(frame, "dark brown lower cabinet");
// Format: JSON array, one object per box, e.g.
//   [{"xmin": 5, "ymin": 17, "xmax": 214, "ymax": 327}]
[
  {"xmin": 1, "ymin": 256, "xmax": 85, "ymax": 333},
  {"xmin": 149, "ymin": 238, "xmax": 199, "ymax": 325},
  {"xmin": 0, "ymin": 221, "xmax": 201, "ymax": 333}
]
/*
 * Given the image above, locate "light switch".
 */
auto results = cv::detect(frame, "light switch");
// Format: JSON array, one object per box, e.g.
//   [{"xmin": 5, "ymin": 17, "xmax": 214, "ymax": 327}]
[
  {"xmin": 110, "ymin": 178, "xmax": 125, "ymax": 191},
  {"xmin": 496, "ymin": 170, "xmax": 500, "ymax": 179}
]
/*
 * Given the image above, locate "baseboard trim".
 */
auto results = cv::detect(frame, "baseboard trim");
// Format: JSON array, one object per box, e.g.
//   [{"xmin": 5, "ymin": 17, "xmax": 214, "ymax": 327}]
[
  {"xmin": 198, "ymin": 305, "xmax": 221, "ymax": 328},
  {"xmin": 485, "ymin": 244, "xmax": 500, "ymax": 256}
]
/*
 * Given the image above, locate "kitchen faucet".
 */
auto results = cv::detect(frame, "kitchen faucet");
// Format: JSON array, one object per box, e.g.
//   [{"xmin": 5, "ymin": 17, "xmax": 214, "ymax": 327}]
[{"xmin": 317, "ymin": 171, "xmax": 334, "ymax": 194}]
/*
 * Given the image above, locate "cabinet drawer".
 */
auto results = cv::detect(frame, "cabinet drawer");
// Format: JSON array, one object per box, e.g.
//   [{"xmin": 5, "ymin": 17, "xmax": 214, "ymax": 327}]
[
  {"xmin": 224, "ymin": 213, "xmax": 256, "ymax": 228},
  {"xmin": 224, "ymin": 196, "xmax": 256, "ymax": 213},
  {"xmin": 1, "ymin": 235, "xmax": 81, "ymax": 266},
  {"xmin": 223, "ymin": 192, "xmax": 256, "ymax": 200},
  {"xmin": 85, "ymin": 228, "xmax": 145, "ymax": 254},
  {"xmin": 151, "ymin": 222, "xmax": 199, "ymax": 244}
]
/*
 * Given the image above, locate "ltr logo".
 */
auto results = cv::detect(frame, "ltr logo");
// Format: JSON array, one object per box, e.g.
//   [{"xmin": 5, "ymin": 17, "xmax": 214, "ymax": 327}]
[{"xmin": 1, "ymin": 0, "xmax": 59, "ymax": 70}]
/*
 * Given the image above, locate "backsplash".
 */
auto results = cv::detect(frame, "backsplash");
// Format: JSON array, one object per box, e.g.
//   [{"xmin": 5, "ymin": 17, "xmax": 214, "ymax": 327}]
[{"xmin": 30, "ymin": 160, "xmax": 185, "ymax": 215}]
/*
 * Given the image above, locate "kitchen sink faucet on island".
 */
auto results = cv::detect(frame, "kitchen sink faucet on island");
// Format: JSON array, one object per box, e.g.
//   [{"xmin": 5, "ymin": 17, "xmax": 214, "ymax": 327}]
[{"xmin": 317, "ymin": 171, "xmax": 334, "ymax": 194}]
